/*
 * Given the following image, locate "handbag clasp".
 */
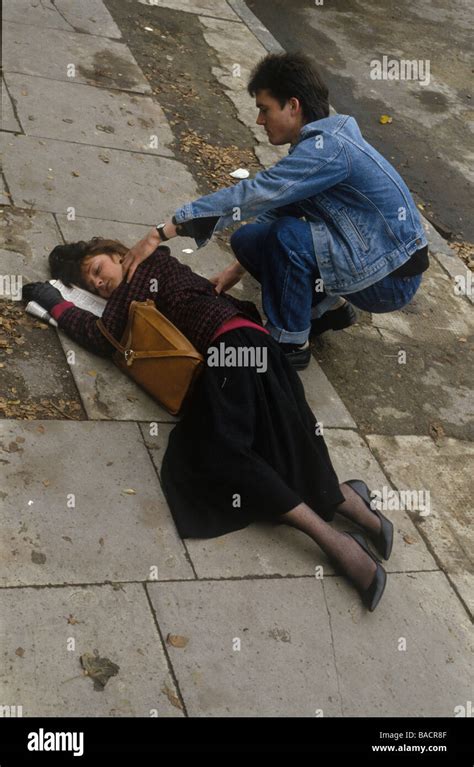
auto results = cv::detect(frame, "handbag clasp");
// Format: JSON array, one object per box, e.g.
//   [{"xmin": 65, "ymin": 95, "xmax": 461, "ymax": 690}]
[{"xmin": 124, "ymin": 349, "xmax": 135, "ymax": 366}]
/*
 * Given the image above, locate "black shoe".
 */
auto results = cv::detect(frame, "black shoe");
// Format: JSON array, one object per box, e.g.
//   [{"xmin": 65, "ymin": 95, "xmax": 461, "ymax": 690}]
[
  {"xmin": 343, "ymin": 531, "xmax": 387, "ymax": 612},
  {"xmin": 310, "ymin": 303, "xmax": 357, "ymax": 337},
  {"xmin": 279, "ymin": 340, "xmax": 311, "ymax": 370},
  {"xmin": 345, "ymin": 479, "xmax": 394, "ymax": 560}
]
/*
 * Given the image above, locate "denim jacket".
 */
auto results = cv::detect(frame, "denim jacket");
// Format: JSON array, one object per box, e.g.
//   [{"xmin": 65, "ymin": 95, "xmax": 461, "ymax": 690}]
[{"xmin": 173, "ymin": 114, "xmax": 428, "ymax": 293}]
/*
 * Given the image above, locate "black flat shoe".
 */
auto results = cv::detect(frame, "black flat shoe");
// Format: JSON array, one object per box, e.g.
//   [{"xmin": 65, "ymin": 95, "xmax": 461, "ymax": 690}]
[
  {"xmin": 310, "ymin": 303, "xmax": 357, "ymax": 337},
  {"xmin": 279, "ymin": 341, "xmax": 311, "ymax": 370},
  {"xmin": 345, "ymin": 478, "xmax": 394, "ymax": 560},
  {"xmin": 343, "ymin": 531, "xmax": 387, "ymax": 612}
]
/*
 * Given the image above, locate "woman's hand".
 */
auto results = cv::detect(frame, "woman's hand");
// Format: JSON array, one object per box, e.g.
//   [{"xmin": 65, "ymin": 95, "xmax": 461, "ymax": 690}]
[
  {"xmin": 209, "ymin": 261, "xmax": 246, "ymax": 294},
  {"xmin": 22, "ymin": 282, "xmax": 64, "ymax": 311}
]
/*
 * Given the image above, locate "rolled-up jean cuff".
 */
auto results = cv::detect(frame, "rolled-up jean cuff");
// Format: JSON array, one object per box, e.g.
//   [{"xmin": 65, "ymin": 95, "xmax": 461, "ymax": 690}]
[
  {"xmin": 311, "ymin": 294, "xmax": 342, "ymax": 319},
  {"xmin": 264, "ymin": 320, "xmax": 310, "ymax": 344}
]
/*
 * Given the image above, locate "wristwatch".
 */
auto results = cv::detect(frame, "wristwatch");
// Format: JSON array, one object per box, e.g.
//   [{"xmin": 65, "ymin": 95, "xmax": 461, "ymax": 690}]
[{"xmin": 155, "ymin": 223, "xmax": 169, "ymax": 242}]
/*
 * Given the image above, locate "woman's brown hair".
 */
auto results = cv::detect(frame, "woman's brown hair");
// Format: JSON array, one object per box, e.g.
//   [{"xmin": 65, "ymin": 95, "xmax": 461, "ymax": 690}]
[{"xmin": 48, "ymin": 237, "xmax": 128, "ymax": 288}]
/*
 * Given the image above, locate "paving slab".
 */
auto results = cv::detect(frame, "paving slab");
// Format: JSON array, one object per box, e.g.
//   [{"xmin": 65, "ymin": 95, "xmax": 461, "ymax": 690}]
[
  {"xmin": 138, "ymin": 0, "xmax": 239, "ymax": 22},
  {"xmin": 1, "ymin": 77, "xmax": 22, "ymax": 133},
  {"xmin": 0, "ymin": 134, "xmax": 197, "ymax": 222},
  {"xmin": 3, "ymin": 21, "xmax": 149, "ymax": 93},
  {"xmin": 55, "ymin": 335, "xmax": 178, "ymax": 422},
  {"xmin": 4, "ymin": 74, "xmax": 175, "ymax": 157},
  {"xmin": 200, "ymin": 16, "xmax": 287, "ymax": 165},
  {"xmin": 0, "ymin": 420, "xmax": 193, "ymax": 585},
  {"xmin": 298, "ymin": 360, "xmax": 356, "ymax": 428},
  {"xmin": 147, "ymin": 578, "xmax": 342, "ymax": 716},
  {"xmin": 141, "ymin": 426, "xmax": 436, "ymax": 578},
  {"xmin": 0, "ymin": 208, "xmax": 64, "ymax": 279},
  {"xmin": 55, "ymin": 0, "xmax": 123, "ymax": 39},
  {"xmin": 366, "ymin": 434, "xmax": 474, "ymax": 618},
  {"xmin": 2, "ymin": 0, "xmax": 73, "ymax": 32},
  {"xmin": 314, "ymin": 256, "xmax": 474, "ymax": 441},
  {"xmin": 324, "ymin": 571, "xmax": 473, "ymax": 716},
  {"xmin": 0, "ymin": 182, "xmax": 11, "ymax": 207},
  {"xmin": 370, "ymin": 259, "xmax": 473, "ymax": 340},
  {"xmin": 0, "ymin": 583, "xmax": 184, "ymax": 716}
]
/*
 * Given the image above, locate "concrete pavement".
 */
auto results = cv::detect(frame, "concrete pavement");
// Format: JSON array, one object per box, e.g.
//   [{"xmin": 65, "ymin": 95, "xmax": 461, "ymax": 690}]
[{"xmin": 0, "ymin": 0, "xmax": 472, "ymax": 717}]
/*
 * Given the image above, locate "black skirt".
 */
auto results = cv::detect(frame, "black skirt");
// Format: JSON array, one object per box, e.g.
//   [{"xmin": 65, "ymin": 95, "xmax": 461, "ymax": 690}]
[{"xmin": 160, "ymin": 328, "xmax": 344, "ymax": 539}]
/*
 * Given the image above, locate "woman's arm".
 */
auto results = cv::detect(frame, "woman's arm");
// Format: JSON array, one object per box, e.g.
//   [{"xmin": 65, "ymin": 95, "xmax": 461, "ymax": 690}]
[
  {"xmin": 22, "ymin": 282, "xmax": 116, "ymax": 357},
  {"xmin": 53, "ymin": 303, "xmax": 116, "ymax": 357}
]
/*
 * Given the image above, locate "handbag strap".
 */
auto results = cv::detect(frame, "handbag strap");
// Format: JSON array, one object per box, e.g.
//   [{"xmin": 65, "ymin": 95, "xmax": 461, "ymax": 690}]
[{"xmin": 96, "ymin": 317, "xmax": 204, "ymax": 364}]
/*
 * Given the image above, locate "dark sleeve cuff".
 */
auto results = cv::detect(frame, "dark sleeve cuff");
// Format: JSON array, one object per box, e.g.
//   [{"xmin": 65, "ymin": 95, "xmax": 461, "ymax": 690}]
[
  {"xmin": 172, "ymin": 214, "xmax": 220, "ymax": 240},
  {"xmin": 50, "ymin": 300, "xmax": 75, "ymax": 320}
]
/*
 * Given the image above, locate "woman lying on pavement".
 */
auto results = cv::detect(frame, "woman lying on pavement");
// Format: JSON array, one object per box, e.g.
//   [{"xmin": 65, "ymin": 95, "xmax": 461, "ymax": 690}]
[{"xmin": 22, "ymin": 237, "xmax": 394, "ymax": 611}]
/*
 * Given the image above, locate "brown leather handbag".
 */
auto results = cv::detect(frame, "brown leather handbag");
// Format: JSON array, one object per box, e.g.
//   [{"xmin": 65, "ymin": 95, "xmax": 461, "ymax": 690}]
[{"xmin": 96, "ymin": 299, "xmax": 204, "ymax": 415}]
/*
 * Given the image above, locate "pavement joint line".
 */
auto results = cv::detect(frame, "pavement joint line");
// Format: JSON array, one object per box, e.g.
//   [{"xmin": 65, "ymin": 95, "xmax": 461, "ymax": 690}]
[
  {"xmin": 3, "ymin": 17, "xmax": 121, "ymax": 42},
  {"xmin": 0, "ymin": 170, "xmax": 14, "ymax": 203},
  {"xmin": 138, "ymin": 425, "xmax": 199, "ymax": 579},
  {"xmin": 1, "ymin": 69, "xmax": 151, "ymax": 97},
  {"xmin": 6, "ymin": 132, "xmax": 177, "ymax": 160},
  {"xmin": 194, "ymin": 12, "xmax": 245, "ymax": 24},
  {"xmin": 47, "ymin": 0, "xmax": 76, "ymax": 33},
  {"xmin": 0, "ymin": 570, "xmax": 444, "ymax": 590},
  {"xmin": 2, "ymin": 76, "xmax": 24, "ymax": 133},
  {"xmin": 51, "ymin": 211, "xmax": 67, "ymax": 245},
  {"xmin": 360, "ymin": 443, "xmax": 473, "ymax": 620},
  {"xmin": 4, "ymin": 208, "xmax": 162, "ymax": 228},
  {"xmin": 321, "ymin": 580, "xmax": 344, "ymax": 716},
  {"xmin": 227, "ymin": 0, "xmax": 285, "ymax": 53},
  {"xmin": 229, "ymin": 0, "xmax": 471, "ymax": 282},
  {"xmin": 142, "ymin": 581, "xmax": 189, "ymax": 717}
]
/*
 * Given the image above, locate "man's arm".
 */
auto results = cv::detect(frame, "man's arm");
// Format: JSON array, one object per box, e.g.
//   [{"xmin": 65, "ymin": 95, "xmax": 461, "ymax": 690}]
[
  {"xmin": 123, "ymin": 132, "xmax": 348, "ymax": 281},
  {"xmin": 172, "ymin": 133, "xmax": 348, "ymax": 243}
]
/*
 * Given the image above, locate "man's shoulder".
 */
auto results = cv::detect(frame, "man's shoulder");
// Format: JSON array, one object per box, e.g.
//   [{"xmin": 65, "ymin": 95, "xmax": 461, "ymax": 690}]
[{"xmin": 299, "ymin": 114, "xmax": 358, "ymax": 139}]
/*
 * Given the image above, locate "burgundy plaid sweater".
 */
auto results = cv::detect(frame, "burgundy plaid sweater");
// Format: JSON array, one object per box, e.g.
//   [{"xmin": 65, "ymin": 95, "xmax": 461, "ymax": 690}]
[{"xmin": 53, "ymin": 246, "xmax": 262, "ymax": 356}]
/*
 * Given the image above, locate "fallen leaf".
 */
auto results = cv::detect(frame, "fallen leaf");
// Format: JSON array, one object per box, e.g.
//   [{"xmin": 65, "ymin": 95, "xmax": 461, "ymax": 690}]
[
  {"xmin": 429, "ymin": 421, "xmax": 445, "ymax": 442},
  {"xmin": 15, "ymin": 647, "xmax": 25, "ymax": 657},
  {"xmin": 379, "ymin": 114, "xmax": 393, "ymax": 124},
  {"xmin": 42, "ymin": 479, "xmax": 50, "ymax": 487},
  {"xmin": 166, "ymin": 633, "xmax": 189, "ymax": 648},
  {"xmin": 66, "ymin": 614, "xmax": 79, "ymax": 625},
  {"xmin": 403, "ymin": 535, "xmax": 416, "ymax": 545},
  {"xmin": 71, "ymin": 170, "xmax": 80, "ymax": 177},
  {"xmin": 80, "ymin": 652, "xmax": 120, "ymax": 689},
  {"xmin": 161, "ymin": 683, "xmax": 183, "ymax": 710},
  {"xmin": 121, "ymin": 488, "xmax": 136, "ymax": 495}
]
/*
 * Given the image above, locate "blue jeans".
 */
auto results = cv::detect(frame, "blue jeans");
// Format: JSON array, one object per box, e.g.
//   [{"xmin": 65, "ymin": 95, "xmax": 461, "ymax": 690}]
[{"xmin": 231, "ymin": 217, "xmax": 422, "ymax": 344}]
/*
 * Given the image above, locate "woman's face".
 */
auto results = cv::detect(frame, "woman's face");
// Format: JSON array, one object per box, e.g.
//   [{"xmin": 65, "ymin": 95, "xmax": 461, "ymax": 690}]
[{"xmin": 82, "ymin": 253, "xmax": 124, "ymax": 298}]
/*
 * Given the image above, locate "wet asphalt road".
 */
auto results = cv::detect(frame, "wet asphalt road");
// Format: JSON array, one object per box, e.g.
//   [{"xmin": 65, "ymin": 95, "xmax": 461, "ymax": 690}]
[{"xmin": 247, "ymin": 0, "xmax": 473, "ymax": 243}]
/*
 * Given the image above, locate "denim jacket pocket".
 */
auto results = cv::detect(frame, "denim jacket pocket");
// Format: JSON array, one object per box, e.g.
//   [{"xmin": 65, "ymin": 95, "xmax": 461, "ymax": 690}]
[{"xmin": 340, "ymin": 208, "xmax": 370, "ymax": 252}]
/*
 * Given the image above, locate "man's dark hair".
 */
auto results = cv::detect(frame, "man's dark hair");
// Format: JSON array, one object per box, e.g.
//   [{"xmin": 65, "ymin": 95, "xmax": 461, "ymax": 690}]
[{"xmin": 248, "ymin": 52, "xmax": 329, "ymax": 122}]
